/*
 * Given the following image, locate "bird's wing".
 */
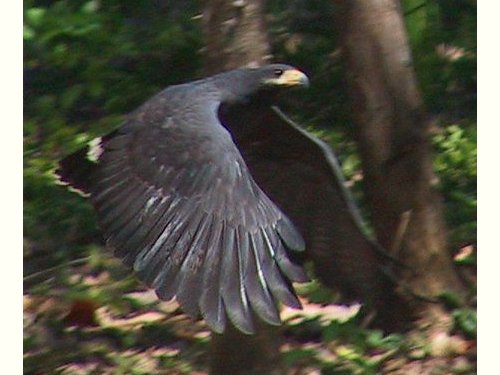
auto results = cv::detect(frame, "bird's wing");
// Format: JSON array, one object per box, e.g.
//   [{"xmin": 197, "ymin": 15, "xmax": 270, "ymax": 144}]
[
  {"xmin": 57, "ymin": 95, "xmax": 308, "ymax": 334},
  {"xmin": 222, "ymin": 104, "xmax": 396, "ymax": 309}
]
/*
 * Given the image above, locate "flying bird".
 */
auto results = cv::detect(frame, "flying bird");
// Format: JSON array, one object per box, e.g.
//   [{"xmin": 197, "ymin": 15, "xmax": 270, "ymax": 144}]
[{"xmin": 57, "ymin": 64, "xmax": 396, "ymax": 334}]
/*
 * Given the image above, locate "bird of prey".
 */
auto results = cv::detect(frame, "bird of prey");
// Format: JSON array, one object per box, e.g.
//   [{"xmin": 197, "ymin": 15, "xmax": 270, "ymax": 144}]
[{"xmin": 57, "ymin": 64, "xmax": 395, "ymax": 334}]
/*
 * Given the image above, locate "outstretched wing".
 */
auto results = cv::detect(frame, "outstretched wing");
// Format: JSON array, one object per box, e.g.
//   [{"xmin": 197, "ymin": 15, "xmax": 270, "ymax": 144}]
[
  {"xmin": 221, "ymin": 104, "xmax": 398, "ymax": 311},
  {"xmin": 57, "ymin": 96, "xmax": 308, "ymax": 334}
]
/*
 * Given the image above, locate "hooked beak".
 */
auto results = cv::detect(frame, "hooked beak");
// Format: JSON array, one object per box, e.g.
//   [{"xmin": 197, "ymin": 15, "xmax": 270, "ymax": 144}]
[{"xmin": 265, "ymin": 69, "xmax": 310, "ymax": 88}]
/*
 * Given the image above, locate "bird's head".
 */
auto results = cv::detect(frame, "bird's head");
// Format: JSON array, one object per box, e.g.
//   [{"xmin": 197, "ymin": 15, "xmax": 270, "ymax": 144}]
[
  {"xmin": 258, "ymin": 64, "xmax": 310, "ymax": 88},
  {"xmin": 216, "ymin": 64, "xmax": 309, "ymax": 105}
]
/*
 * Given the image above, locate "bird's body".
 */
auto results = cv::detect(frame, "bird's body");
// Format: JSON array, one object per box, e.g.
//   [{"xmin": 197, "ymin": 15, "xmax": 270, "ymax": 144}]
[
  {"xmin": 58, "ymin": 64, "xmax": 397, "ymax": 334},
  {"xmin": 58, "ymin": 65, "xmax": 311, "ymax": 334}
]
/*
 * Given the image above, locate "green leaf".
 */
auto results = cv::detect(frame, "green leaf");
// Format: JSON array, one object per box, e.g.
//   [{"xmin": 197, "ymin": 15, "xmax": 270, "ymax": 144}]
[
  {"xmin": 82, "ymin": 0, "xmax": 99, "ymax": 14},
  {"xmin": 24, "ymin": 24, "xmax": 35, "ymax": 40},
  {"xmin": 61, "ymin": 84, "xmax": 84, "ymax": 111},
  {"xmin": 453, "ymin": 309, "xmax": 477, "ymax": 338},
  {"xmin": 437, "ymin": 290, "xmax": 464, "ymax": 309},
  {"xmin": 25, "ymin": 8, "xmax": 46, "ymax": 26}
]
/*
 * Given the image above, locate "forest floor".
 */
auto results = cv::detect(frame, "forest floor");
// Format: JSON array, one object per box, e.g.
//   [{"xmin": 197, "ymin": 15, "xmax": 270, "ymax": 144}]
[{"xmin": 24, "ymin": 247, "xmax": 476, "ymax": 375}]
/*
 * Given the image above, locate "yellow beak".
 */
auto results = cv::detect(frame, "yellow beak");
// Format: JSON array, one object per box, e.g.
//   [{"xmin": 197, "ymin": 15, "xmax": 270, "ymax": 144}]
[{"xmin": 265, "ymin": 69, "xmax": 310, "ymax": 87}]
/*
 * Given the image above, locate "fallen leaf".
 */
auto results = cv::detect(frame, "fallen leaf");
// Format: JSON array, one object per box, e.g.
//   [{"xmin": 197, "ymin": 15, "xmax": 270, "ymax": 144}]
[
  {"xmin": 281, "ymin": 297, "xmax": 361, "ymax": 326},
  {"xmin": 63, "ymin": 298, "xmax": 98, "ymax": 327},
  {"xmin": 429, "ymin": 332, "xmax": 468, "ymax": 357},
  {"xmin": 454, "ymin": 244, "xmax": 474, "ymax": 262},
  {"xmin": 96, "ymin": 307, "xmax": 165, "ymax": 329}
]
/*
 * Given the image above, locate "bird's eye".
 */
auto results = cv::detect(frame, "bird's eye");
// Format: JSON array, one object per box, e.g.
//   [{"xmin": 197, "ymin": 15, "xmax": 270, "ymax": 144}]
[{"xmin": 273, "ymin": 68, "xmax": 284, "ymax": 77}]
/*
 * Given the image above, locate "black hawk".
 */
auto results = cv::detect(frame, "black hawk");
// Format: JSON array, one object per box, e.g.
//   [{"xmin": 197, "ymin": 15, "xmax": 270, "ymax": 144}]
[{"xmin": 57, "ymin": 64, "xmax": 394, "ymax": 334}]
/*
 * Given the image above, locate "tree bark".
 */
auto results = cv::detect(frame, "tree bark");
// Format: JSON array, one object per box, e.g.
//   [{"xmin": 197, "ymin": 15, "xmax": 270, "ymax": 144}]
[
  {"xmin": 209, "ymin": 321, "xmax": 283, "ymax": 375},
  {"xmin": 201, "ymin": 1, "xmax": 282, "ymax": 374},
  {"xmin": 202, "ymin": 0, "xmax": 272, "ymax": 75},
  {"xmin": 332, "ymin": 0, "xmax": 465, "ymax": 325}
]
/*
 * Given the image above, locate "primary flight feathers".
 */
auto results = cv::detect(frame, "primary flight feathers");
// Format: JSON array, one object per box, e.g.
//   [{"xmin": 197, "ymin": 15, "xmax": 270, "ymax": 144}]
[{"xmin": 57, "ymin": 65, "xmax": 311, "ymax": 334}]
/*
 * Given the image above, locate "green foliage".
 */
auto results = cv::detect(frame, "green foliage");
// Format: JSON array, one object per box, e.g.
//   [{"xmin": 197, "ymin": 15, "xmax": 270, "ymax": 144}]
[
  {"xmin": 297, "ymin": 279, "xmax": 338, "ymax": 304},
  {"xmin": 282, "ymin": 316, "xmax": 409, "ymax": 374},
  {"xmin": 452, "ymin": 308, "xmax": 477, "ymax": 339},
  {"xmin": 433, "ymin": 124, "xmax": 477, "ymax": 247},
  {"xmin": 402, "ymin": 0, "xmax": 476, "ymax": 118}
]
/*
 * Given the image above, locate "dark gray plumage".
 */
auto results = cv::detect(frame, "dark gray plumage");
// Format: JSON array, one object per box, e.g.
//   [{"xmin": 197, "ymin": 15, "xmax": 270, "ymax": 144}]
[
  {"xmin": 57, "ymin": 65, "xmax": 311, "ymax": 334},
  {"xmin": 57, "ymin": 64, "xmax": 399, "ymax": 334}
]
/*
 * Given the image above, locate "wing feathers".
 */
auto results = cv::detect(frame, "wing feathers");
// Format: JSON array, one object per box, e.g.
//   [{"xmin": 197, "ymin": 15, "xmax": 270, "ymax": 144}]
[
  {"xmin": 59, "ymin": 103, "xmax": 308, "ymax": 334},
  {"xmin": 154, "ymin": 205, "xmax": 206, "ymax": 301},
  {"xmin": 257, "ymin": 229, "xmax": 302, "ymax": 309},
  {"xmin": 276, "ymin": 216, "xmax": 306, "ymax": 252},
  {"xmin": 274, "ymin": 237, "xmax": 309, "ymax": 283},
  {"xmin": 220, "ymin": 224, "xmax": 254, "ymax": 334},
  {"xmin": 134, "ymin": 199, "xmax": 190, "ymax": 273},
  {"xmin": 175, "ymin": 213, "xmax": 213, "ymax": 316},
  {"xmin": 98, "ymin": 186, "xmax": 150, "ymax": 237},
  {"xmin": 115, "ymin": 194, "xmax": 173, "ymax": 265},
  {"xmin": 118, "ymin": 194, "xmax": 180, "ymax": 265},
  {"xmin": 246, "ymin": 229, "xmax": 281, "ymax": 325},
  {"xmin": 200, "ymin": 220, "xmax": 226, "ymax": 333}
]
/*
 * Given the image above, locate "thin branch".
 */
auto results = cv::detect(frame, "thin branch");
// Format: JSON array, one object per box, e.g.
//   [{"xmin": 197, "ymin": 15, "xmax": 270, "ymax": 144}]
[
  {"xmin": 23, "ymin": 257, "xmax": 90, "ymax": 285},
  {"xmin": 390, "ymin": 210, "xmax": 412, "ymax": 257},
  {"xmin": 404, "ymin": 2, "xmax": 429, "ymax": 17}
]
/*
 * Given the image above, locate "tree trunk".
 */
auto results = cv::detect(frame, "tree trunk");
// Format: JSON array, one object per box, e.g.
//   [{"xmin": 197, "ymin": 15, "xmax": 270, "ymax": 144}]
[
  {"xmin": 210, "ymin": 322, "xmax": 283, "ymax": 375},
  {"xmin": 202, "ymin": 1, "xmax": 282, "ymax": 374},
  {"xmin": 202, "ymin": 0, "xmax": 271, "ymax": 75},
  {"xmin": 332, "ymin": 0, "xmax": 465, "ymax": 325}
]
